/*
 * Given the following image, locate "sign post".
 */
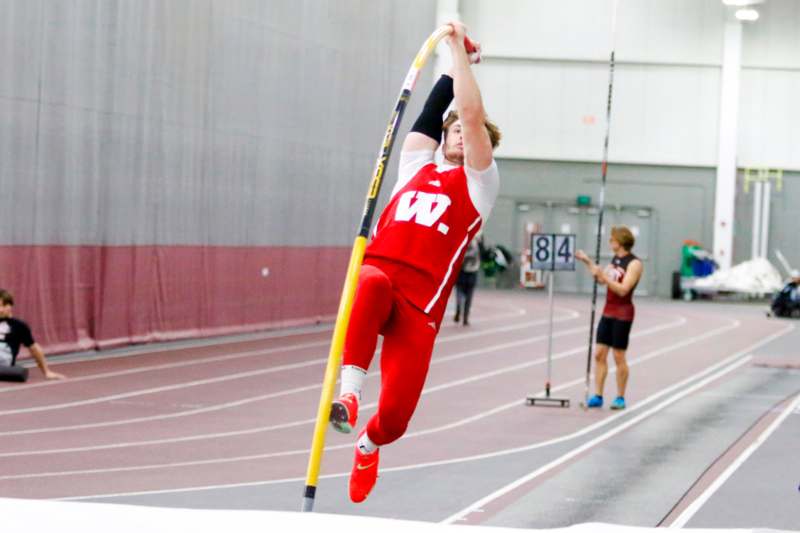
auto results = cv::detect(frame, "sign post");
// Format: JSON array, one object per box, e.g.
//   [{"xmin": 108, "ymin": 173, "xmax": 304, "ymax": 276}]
[{"xmin": 526, "ymin": 233, "xmax": 574, "ymax": 408}]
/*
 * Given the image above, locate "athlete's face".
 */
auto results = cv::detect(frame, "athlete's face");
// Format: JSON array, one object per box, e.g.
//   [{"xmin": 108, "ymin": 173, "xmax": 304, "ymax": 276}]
[
  {"xmin": 443, "ymin": 120, "xmax": 464, "ymax": 166},
  {"xmin": 0, "ymin": 302, "xmax": 12, "ymax": 318},
  {"xmin": 609, "ymin": 237, "xmax": 622, "ymax": 254}
]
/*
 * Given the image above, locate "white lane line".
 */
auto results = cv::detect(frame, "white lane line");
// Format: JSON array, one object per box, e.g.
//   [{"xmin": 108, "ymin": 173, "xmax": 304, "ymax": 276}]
[
  {"xmin": 60, "ymin": 320, "xmax": 789, "ymax": 502},
  {"xmin": 2, "ymin": 341, "xmax": 332, "ymax": 393},
  {"xmin": 440, "ymin": 323, "xmax": 794, "ymax": 524},
  {"xmin": 0, "ymin": 309, "xmax": 579, "ymax": 417},
  {"xmin": 7, "ymin": 299, "xmax": 526, "ymax": 373},
  {"xmin": 0, "ymin": 315, "xmax": 692, "ymax": 477},
  {"xmin": 0, "ymin": 315, "xmax": 684, "ymax": 449},
  {"xmin": 439, "ymin": 357, "xmax": 756, "ymax": 524},
  {"xmin": 668, "ymin": 390, "xmax": 800, "ymax": 528},
  {"xmin": 444, "ymin": 300, "xmax": 528, "ymax": 322},
  {"xmin": 0, "ymin": 311, "xmax": 584, "ymax": 435},
  {"xmin": 404, "ymin": 317, "xmax": 734, "ymax": 440},
  {"xmin": 0, "ymin": 310, "xmax": 584, "ymax": 435},
  {"xmin": 0, "ymin": 303, "xmax": 543, "ymax": 395}
]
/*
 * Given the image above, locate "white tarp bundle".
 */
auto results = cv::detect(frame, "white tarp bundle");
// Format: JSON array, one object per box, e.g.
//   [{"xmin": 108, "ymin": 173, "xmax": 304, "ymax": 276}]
[
  {"xmin": 0, "ymin": 498, "xmax": 793, "ymax": 533},
  {"xmin": 692, "ymin": 258, "xmax": 784, "ymax": 294}
]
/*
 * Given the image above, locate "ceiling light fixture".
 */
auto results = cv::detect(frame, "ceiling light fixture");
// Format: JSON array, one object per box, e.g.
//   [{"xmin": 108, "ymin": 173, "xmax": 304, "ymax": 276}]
[
  {"xmin": 735, "ymin": 8, "xmax": 760, "ymax": 20},
  {"xmin": 722, "ymin": 0, "xmax": 764, "ymax": 6}
]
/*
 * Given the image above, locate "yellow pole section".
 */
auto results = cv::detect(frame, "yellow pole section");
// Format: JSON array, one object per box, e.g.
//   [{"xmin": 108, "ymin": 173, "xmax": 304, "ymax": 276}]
[{"xmin": 301, "ymin": 236, "xmax": 366, "ymax": 510}]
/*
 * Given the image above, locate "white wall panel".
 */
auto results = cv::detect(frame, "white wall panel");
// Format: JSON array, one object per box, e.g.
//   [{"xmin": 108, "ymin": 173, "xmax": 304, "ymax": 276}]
[
  {"xmin": 464, "ymin": 0, "xmax": 800, "ymax": 169},
  {"xmin": 463, "ymin": 0, "xmax": 611, "ymax": 60},
  {"xmin": 737, "ymin": 0, "xmax": 800, "ymax": 170},
  {"xmin": 462, "ymin": 0, "xmax": 724, "ymax": 64},
  {"xmin": 478, "ymin": 60, "xmax": 719, "ymax": 166},
  {"xmin": 476, "ymin": 60, "xmax": 606, "ymax": 161},
  {"xmin": 612, "ymin": 65, "xmax": 720, "ymax": 166},
  {"xmin": 741, "ymin": 0, "xmax": 800, "ymax": 69},
  {"xmin": 739, "ymin": 69, "xmax": 800, "ymax": 169},
  {"xmin": 615, "ymin": 0, "xmax": 724, "ymax": 65}
]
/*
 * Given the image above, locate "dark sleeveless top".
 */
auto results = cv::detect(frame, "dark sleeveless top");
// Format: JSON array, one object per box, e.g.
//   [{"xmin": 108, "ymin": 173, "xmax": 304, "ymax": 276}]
[{"xmin": 603, "ymin": 253, "xmax": 639, "ymax": 321}]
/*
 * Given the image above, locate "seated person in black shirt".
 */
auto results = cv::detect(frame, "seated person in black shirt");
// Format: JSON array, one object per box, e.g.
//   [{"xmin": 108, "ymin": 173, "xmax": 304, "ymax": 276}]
[{"xmin": 0, "ymin": 289, "xmax": 65, "ymax": 381}]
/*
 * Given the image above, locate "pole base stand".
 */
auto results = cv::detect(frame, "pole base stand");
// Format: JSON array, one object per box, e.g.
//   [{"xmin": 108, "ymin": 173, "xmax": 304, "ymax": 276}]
[{"xmin": 526, "ymin": 395, "xmax": 570, "ymax": 408}]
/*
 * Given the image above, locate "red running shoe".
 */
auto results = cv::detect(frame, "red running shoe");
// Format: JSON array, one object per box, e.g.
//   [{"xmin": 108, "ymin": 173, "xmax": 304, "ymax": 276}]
[
  {"xmin": 330, "ymin": 393, "xmax": 358, "ymax": 434},
  {"xmin": 349, "ymin": 430, "xmax": 379, "ymax": 503}
]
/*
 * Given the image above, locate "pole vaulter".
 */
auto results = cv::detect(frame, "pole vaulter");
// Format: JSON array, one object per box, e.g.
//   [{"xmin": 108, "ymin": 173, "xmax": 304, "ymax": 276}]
[{"xmin": 301, "ymin": 25, "xmax": 478, "ymax": 512}]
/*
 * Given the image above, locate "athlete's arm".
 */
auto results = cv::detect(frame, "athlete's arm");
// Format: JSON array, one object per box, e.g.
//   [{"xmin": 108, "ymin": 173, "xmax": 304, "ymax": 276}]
[
  {"xmin": 575, "ymin": 250, "xmax": 608, "ymax": 286},
  {"xmin": 575, "ymin": 250, "xmax": 603, "ymax": 280},
  {"xmin": 402, "ymin": 73, "xmax": 453, "ymax": 153},
  {"xmin": 600, "ymin": 259, "xmax": 643, "ymax": 297},
  {"xmin": 401, "ymin": 32, "xmax": 481, "ymax": 153},
  {"xmin": 28, "ymin": 343, "xmax": 66, "ymax": 380},
  {"xmin": 396, "ymin": 68, "xmax": 455, "ymax": 195},
  {"xmin": 447, "ymin": 23, "xmax": 492, "ymax": 171}
]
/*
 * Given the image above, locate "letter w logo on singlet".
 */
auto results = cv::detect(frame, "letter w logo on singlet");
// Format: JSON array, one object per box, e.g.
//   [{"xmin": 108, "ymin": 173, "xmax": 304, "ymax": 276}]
[{"xmin": 394, "ymin": 191, "xmax": 452, "ymax": 234}]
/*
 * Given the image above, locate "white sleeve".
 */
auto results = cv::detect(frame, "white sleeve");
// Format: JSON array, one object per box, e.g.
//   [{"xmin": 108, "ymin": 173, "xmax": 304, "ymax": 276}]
[
  {"xmin": 465, "ymin": 159, "xmax": 500, "ymax": 222},
  {"xmin": 391, "ymin": 150, "xmax": 435, "ymax": 198}
]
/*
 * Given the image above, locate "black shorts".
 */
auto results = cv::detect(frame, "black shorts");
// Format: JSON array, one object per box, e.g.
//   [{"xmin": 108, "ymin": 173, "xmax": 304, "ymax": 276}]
[
  {"xmin": 456, "ymin": 271, "xmax": 478, "ymax": 291},
  {"xmin": 596, "ymin": 316, "xmax": 633, "ymax": 350}
]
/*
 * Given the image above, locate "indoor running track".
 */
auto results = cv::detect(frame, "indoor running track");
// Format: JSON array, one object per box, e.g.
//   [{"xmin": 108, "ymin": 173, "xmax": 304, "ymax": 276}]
[{"xmin": 1, "ymin": 290, "xmax": 798, "ymax": 530}]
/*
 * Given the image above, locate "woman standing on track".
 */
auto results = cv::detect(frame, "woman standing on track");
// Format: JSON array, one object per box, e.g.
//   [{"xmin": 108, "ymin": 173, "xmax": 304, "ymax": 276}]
[{"xmin": 576, "ymin": 226, "xmax": 643, "ymax": 410}]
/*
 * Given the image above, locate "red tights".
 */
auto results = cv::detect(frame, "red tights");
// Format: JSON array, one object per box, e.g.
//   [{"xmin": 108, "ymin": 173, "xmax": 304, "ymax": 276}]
[{"xmin": 343, "ymin": 265, "xmax": 437, "ymax": 446}]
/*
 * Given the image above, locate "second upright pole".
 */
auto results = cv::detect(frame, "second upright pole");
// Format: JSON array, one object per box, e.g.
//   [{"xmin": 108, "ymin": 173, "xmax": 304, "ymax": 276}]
[{"xmin": 545, "ymin": 270, "xmax": 555, "ymax": 398}]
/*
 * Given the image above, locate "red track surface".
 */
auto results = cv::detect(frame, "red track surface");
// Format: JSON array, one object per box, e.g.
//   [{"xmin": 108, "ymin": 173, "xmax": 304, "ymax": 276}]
[{"xmin": 0, "ymin": 291, "xmax": 786, "ymax": 501}]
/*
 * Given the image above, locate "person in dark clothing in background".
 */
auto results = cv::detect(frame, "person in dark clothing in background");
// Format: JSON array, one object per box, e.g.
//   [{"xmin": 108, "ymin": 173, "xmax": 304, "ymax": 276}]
[
  {"xmin": 0, "ymin": 289, "xmax": 66, "ymax": 381},
  {"xmin": 454, "ymin": 236, "xmax": 481, "ymax": 326}
]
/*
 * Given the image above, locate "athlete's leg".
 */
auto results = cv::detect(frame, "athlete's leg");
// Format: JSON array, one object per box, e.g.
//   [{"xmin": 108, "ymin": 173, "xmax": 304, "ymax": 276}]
[
  {"xmin": 612, "ymin": 348, "xmax": 629, "ymax": 397},
  {"xmin": 349, "ymin": 296, "xmax": 436, "ymax": 502},
  {"xmin": 341, "ymin": 265, "xmax": 394, "ymax": 392},
  {"xmin": 594, "ymin": 344, "xmax": 610, "ymax": 396},
  {"xmin": 332, "ymin": 265, "xmax": 395, "ymax": 434},
  {"xmin": 593, "ymin": 316, "xmax": 616, "ymax": 398},
  {"xmin": 462, "ymin": 273, "xmax": 477, "ymax": 325},
  {"xmin": 364, "ymin": 296, "xmax": 437, "ymax": 446},
  {"xmin": 454, "ymin": 284, "xmax": 464, "ymax": 322},
  {"xmin": 611, "ymin": 319, "xmax": 632, "ymax": 398}
]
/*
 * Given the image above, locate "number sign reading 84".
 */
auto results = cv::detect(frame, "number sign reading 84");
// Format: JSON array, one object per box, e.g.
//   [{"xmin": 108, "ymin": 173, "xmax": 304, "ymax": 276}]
[{"xmin": 530, "ymin": 234, "xmax": 576, "ymax": 271}]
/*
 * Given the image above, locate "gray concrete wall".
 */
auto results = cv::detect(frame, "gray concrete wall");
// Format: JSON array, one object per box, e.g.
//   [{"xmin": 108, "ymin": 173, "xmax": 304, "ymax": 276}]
[
  {"xmin": 733, "ymin": 170, "xmax": 800, "ymax": 272},
  {"xmin": 484, "ymin": 159, "xmax": 716, "ymax": 297}
]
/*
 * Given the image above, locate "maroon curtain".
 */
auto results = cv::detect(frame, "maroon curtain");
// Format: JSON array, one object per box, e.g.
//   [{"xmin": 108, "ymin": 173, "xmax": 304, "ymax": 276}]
[{"xmin": 0, "ymin": 245, "xmax": 349, "ymax": 354}]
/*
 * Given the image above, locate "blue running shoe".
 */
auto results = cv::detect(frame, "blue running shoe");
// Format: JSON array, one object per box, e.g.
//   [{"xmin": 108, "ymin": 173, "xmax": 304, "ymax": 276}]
[
  {"xmin": 586, "ymin": 395, "xmax": 603, "ymax": 408},
  {"xmin": 610, "ymin": 396, "xmax": 626, "ymax": 410}
]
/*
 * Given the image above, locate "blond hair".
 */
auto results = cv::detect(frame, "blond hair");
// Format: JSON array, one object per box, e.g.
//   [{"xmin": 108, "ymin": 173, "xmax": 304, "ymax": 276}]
[
  {"xmin": 611, "ymin": 226, "xmax": 635, "ymax": 251},
  {"xmin": 442, "ymin": 110, "xmax": 501, "ymax": 149}
]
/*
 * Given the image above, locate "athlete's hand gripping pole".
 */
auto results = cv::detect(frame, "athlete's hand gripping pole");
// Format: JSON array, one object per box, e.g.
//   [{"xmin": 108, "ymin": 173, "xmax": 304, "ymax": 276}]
[{"xmin": 300, "ymin": 26, "xmax": 477, "ymax": 512}]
